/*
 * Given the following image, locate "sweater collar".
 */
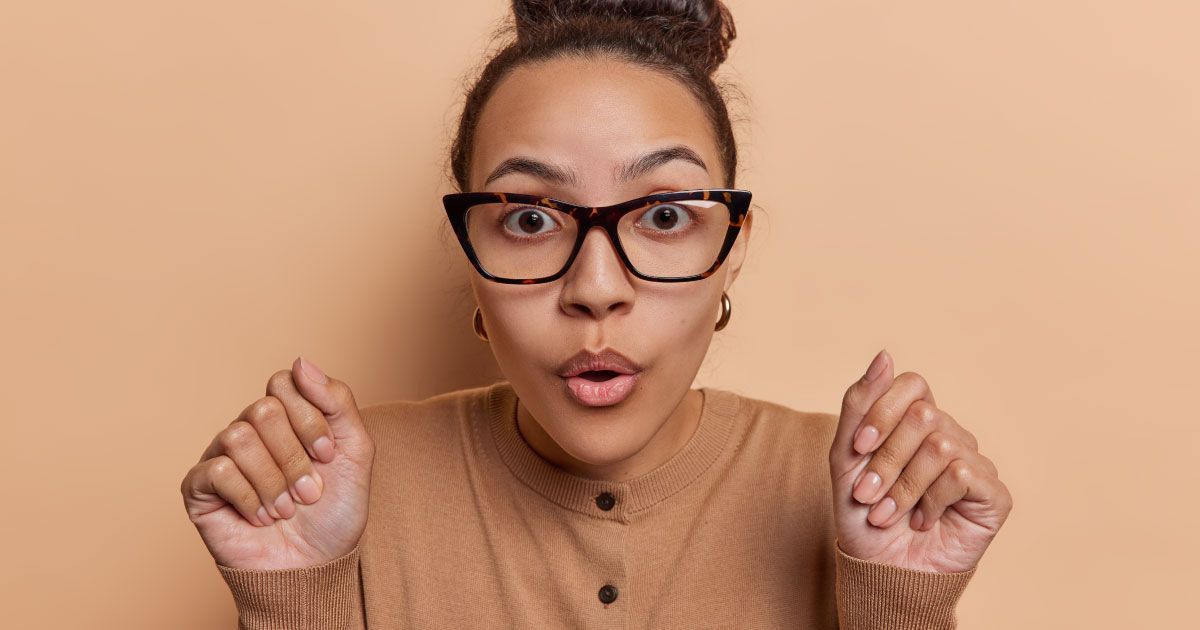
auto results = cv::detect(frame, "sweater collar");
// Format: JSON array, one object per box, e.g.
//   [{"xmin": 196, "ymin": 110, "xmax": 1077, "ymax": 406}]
[{"xmin": 484, "ymin": 380, "xmax": 742, "ymax": 522}]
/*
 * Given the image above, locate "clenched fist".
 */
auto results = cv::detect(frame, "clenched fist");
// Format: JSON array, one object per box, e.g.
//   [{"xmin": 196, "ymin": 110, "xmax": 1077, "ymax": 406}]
[
  {"xmin": 181, "ymin": 356, "xmax": 375, "ymax": 570},
  {"xmin": 828, "ymin": 349, "xmax": 1013, "ymax": 573}
]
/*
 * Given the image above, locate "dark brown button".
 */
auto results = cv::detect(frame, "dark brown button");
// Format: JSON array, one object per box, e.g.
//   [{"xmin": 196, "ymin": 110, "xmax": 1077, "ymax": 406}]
[
  {"xmin": 598, "ymin": 584, "xmax": 618, "ymax": 604},
  {"xmin": 595, "ymin": 491, "xmax": 615, "ymax": 511}
]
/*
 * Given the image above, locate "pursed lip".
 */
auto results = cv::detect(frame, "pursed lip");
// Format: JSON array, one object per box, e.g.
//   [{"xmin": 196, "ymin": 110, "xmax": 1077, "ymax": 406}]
[{"xmin": 555, "ymin": 347, "xmax": 644, "ymax": 378}]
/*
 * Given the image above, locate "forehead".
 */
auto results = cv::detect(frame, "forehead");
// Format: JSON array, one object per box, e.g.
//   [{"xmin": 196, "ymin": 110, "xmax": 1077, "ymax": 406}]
[{"xmin": 470, "ymin": 55, "xmax": 720, "ymax": 192}]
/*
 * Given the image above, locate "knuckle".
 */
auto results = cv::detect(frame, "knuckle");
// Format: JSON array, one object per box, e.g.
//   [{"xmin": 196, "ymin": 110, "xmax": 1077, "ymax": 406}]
[
  {"xmin": 266, "ymin": 369, "xmax": 294, "ymax": 396},
  {"xmin": 896, "ymin": 371, "xmax": 929, "ymax": 393},
  {"xmin": 874, "ymin": 398, "xmax": 906, "ymax": 429},
  {"xmin": 981, "ymin": 458, "xmax": 997, "ymax": 478},
  {"xmin": 976, "ymin": 451, "xmax": 998, "ymax": 476},
  {"xmin": 247, "ymin": 396, "xmax": 284, "ymax": 426},
  {"xmin": 208, "ymin": 455, "xmax": 236, "ymax": 479},
  {"xmin": 179, "ymin": 467, "xmax": 195, "ymax": 496},
  {"xmin": 329, "ymin": 379, "xmax": 358, "ymax": 413},
  {"xmin": 926, "ymin": 431, "xmax": 958, "ymax": 460},
  {"xmin": 961, "ymin": 429, "xmax": 980, "ymax": 451},
  {"xmin": 219, "ymin": 421, "xmax": 256, "ymax": 450},
  {"xmin": 949, "ymin": 458, "xmax": 973, "ymax": 484},
  {"xmin": 840, "ymin": 388, "xmax": 868, "ymax": 419},
  {"xmin": 905, "ymin": 399, "xmax": 939, "ymax": 430}
]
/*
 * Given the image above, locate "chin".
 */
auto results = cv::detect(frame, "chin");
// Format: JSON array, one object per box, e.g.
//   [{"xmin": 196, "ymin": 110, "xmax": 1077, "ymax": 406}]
[{"xmin": 562, "ymin": 436, "xmax": 652, "ymax": 469}]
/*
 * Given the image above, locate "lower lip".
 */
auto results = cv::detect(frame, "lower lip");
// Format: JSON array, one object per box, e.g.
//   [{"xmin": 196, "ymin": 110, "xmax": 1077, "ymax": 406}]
[{"xmin": 561, "ymin": 372, "xmax": 641, "ymax": 407}]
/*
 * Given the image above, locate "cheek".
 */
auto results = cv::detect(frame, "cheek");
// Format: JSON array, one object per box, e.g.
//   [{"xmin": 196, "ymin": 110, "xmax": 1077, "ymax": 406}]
[
  {"xmin": 633, "ymin": 291, "xmax": 718, "ymax": 356},
  {"xmin": 642, "ymin": 283, "xmax": 718, "ymax": 328},
  {"xmin": 478, "ymin": 289, "xmax": 559, "ymax": 348}
]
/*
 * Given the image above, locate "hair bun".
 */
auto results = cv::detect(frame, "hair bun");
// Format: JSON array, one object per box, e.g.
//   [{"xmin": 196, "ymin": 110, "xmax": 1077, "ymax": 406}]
[{"xmin": 511, "ymin": 0, "xmax": 736, "ymax": 76}]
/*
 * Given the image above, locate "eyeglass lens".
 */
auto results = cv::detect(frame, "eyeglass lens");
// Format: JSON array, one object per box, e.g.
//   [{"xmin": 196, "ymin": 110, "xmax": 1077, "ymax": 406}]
[{"xmin": 464, "ymin": 198, "xmax": 732, "ymax": 279}]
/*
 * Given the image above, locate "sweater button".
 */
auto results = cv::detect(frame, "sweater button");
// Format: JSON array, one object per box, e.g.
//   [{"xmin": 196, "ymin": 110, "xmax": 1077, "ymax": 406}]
[
  {"xmin": 595, "ymin": 491, "xmax": 616, "ymax": 511},
  {"xmin": 598, "ymin": 584, "xmax": 618, "ymax": 604}
]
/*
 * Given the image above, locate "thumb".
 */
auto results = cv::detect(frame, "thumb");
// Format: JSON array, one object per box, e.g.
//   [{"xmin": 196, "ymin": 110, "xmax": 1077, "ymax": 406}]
[
  {"xmin": 830, "ymin": 349, "xmax": 895, "ymax": 481},
  {"xmin": 291, "ymin": 355, "xmax": 371, "ymax": 456}
]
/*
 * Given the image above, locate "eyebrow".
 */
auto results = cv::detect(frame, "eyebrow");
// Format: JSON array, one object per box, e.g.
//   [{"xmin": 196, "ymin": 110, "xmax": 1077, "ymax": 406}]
[{"xmin": 482, "ymin": 145, "xmax": 709, "ymax": 188}]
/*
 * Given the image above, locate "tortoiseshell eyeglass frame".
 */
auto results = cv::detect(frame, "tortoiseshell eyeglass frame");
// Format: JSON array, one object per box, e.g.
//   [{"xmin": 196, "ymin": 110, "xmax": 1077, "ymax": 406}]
[{"xmin": 442, "ymin": 188, "xmax": 753, "ymax": 284}]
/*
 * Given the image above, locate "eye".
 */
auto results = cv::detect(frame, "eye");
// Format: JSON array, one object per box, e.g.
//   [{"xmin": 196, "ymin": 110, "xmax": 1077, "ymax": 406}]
[
  {"xmin": 501, "ymin": 206, "xmax": 561, "ymax": 236},
  {"xmin": 635, "ymin": 203, "xmax": 693, "ymax": 233}
]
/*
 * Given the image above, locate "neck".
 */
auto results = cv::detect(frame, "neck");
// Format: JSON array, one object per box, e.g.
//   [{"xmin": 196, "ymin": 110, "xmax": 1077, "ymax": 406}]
[{"xmin": 515, "ymin": 388, "xmax": 704, "ymax": 482}]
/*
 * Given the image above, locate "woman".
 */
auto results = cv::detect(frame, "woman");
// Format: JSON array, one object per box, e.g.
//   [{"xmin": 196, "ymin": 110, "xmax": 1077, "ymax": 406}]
[{"xmin": 181, "ymin": 1, "xmax": 1013, "ymax": 627}]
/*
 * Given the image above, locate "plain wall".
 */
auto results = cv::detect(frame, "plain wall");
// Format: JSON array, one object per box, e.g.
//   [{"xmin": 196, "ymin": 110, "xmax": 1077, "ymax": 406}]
[{"xmin": 1, "ymin": 1, "xmax": 1195, "ymax": 627}]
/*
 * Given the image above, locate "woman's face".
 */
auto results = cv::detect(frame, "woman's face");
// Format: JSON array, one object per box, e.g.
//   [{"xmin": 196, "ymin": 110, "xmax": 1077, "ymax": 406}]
[{"xmin": 468, "ymin": 55, "xmax": 751, "ymax": 472}]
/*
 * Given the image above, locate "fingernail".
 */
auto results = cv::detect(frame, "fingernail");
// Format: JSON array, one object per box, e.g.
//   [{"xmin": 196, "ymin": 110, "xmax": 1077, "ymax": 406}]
[
  {"xmin": 853, "ymin": 470, "xmax": 881, "ymax": 503},
  {"xmin": 862, "ymin": 349, "xmax": 888, "ymax": 383},
  {"xmin": 295, "ymin": 474, "xmax": 322, "ymax": 504},
  {"xmin": 868, "ymin": 497, "xmax": 897, "ymax": 526},
  {"xmin": 256, "ymin": 505, "xmax": 274, "ymax": 527},
  {"xmin": 298, "ymin": 355, "xmax": 328, "ymax": 385},
  {"xmin": 853, "ymin": 424, "xmax": 879, "ymax": 454},
  {"xmin": 313, "ymin": 436, "xmax": 336, "ymax": 462},
  {"xmin": 274, "ymin": 491, "xmax": 296, "ymax": 519},
  {"xmin": 911, "ymin": 509, "xmax": 925, "ymax": 530}
]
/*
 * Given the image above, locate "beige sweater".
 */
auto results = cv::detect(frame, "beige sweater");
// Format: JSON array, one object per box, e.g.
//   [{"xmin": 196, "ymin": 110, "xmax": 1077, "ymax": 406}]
[{"xmin": 216, "ymin": 381, "xmax": 976, "ymax": 629}]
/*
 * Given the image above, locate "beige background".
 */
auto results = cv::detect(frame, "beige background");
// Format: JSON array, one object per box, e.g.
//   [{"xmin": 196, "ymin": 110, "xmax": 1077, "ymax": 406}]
[{"xmin": 1, "ymin": 1, "xmax": 1195, "ymax": 627}]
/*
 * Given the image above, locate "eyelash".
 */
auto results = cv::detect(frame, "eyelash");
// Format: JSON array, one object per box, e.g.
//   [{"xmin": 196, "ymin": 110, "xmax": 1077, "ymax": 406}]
[
  {"xmin": 495, "ymin": 206, "xmax": 561, "ymax": 241},
  {"xmin": 633, "ymin": 203, "xmax": 700, "ymax": 237},
  {"xmin": 495, "ymin": 203, "xmax": 703, "ymax": 240}
]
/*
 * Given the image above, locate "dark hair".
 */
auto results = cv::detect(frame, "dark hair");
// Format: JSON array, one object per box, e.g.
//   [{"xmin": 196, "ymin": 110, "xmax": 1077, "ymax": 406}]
[{"xmin": 445, "ymin": 0, "xmax": 743, "ymax": 192}]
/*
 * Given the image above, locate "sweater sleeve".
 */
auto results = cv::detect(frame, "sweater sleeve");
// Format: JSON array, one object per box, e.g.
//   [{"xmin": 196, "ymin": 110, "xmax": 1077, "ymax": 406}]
[
  {"xmin": 215, "ymin": 544, "xmax": 366, "ymax": 630},
  {"xmin": 833, "ymin": 538, "xmax": 976, "ymax": 629}
]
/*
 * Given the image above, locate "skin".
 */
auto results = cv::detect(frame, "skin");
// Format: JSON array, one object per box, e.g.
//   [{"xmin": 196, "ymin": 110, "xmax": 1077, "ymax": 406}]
[
  {"xmin": 182, "ymin": 53, "xmax": 1011, "ymax": 576},
  {"xmin": 182, "ymin": 356, "xmax": 376, "ymax": 570},
  {"xmin": 831, "ymin": 349, "xmax": 1013, "ymax": 571},
  {"xmin": 467, "ymin": 55, "xmax": 750, "ymax": 481}
]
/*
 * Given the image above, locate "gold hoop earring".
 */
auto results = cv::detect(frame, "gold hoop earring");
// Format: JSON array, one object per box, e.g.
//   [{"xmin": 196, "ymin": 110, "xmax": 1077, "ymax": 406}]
[
  {"xmin": 715, "ymin": 292, "xmax": 732, "ymax": 331},
  {"xmin": 472, "ymin": 306, "xmax": 489, "ymax": 342}
]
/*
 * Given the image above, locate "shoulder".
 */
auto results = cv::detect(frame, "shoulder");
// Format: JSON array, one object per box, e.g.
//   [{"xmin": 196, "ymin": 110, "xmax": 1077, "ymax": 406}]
[
  {"xmin": 710, "ymin": 388, "xmax": 842, "ymax": 509},
  {"xmin": 357, "ymin": 384, "xmax": 493, "ymax": 454},
  {"xmin": 356, "ymin": 385, "xmax": 498, "ymax": 527},
  {"xmin": 707, "ymin": 386, "xmax": 840, "ymax": 457},
  {"xmin": 715, "ymin": 387, "xmax": 838, "ymax": 434}
]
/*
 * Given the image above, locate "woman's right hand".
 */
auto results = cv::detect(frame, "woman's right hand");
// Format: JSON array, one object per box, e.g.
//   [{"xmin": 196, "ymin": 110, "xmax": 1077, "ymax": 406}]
[{"xmin": 181, "ymin": 356, "xmax": 375, "ymax": 570}]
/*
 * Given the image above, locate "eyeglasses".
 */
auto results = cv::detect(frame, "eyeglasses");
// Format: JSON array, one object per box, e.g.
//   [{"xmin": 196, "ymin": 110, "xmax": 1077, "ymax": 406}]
[{"xmin": 442, "ymin": 188, "xmax": 752, "ymax": 284}]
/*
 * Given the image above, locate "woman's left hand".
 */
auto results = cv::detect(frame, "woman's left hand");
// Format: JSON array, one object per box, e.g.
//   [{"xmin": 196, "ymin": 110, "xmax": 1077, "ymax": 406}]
[{"xmin": 828, "ymin": 349, "xmax": 1013, "ymax": 573}]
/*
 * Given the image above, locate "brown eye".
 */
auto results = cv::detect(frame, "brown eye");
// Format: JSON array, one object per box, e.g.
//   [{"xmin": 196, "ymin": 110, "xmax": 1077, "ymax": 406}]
[
  {"xmin": 503, "ymin": 207, "xmax": 559, "ymax": 236},
  {"xmin": 636, "ymin": 204, "xmax": 692, "ymax": 232}
]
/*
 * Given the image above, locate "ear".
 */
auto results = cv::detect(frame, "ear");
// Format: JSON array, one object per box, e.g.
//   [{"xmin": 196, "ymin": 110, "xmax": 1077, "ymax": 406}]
[{"xmin": 722, "ymin": 209, "xmax": 753, "ymax": 293}]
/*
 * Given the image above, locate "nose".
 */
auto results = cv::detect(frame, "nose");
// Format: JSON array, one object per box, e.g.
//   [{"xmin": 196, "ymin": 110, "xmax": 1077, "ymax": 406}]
[{"xmin": 559, "ymin": 226, "xmax": 635, "ymax": 320}]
